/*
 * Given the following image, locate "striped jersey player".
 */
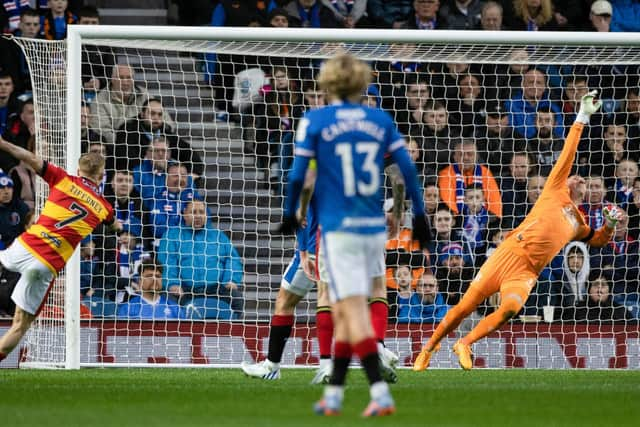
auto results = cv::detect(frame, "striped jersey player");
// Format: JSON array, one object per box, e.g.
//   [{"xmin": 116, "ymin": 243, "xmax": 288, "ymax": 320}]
[{"xmin": 0, "ymin": 135, "xmax": 115, "ymax": 364}]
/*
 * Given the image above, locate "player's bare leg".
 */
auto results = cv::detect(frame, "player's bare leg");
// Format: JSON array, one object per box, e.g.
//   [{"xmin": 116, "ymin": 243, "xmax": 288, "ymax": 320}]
[
  {"xmin": 413, "ymin": 287, "xmax": 485, "ymax": 371},
  {"xmin": 454, "ymin": 287, "xmax": 526, "ymax": 370},
  {"xmin": 370, "ymin": 276, "xmax": 398, "ymax": 382},
  {"xmin": 242, "ymin": 287, "xmax": 302, "ymax": 379},
  {"xmin": 0, "ymin": 306, "xmax": 36, "ymax": 362}
]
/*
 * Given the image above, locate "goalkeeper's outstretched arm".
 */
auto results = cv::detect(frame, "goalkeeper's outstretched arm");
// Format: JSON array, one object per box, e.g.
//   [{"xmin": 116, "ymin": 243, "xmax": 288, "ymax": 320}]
[{"xmin": 0, "ymin": 136, "xmax": 44, "ymax": 175}]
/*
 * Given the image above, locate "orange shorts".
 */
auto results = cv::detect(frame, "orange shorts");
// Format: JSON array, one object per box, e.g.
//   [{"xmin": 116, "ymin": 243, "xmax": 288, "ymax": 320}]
[{"xmin": 468, "ymin": 246, "xmax": 538, "ymax": 301}]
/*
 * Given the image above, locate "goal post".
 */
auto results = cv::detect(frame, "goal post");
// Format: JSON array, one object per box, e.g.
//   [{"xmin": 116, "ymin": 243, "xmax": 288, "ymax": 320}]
[{"xmin": 10, "ymin": 26, "xmax": 640, "ymax": 369}]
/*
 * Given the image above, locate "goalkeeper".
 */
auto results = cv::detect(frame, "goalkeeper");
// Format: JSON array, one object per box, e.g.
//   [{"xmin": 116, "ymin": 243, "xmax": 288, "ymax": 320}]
[{"xmin": 413, "ymin": 91, "xmax": 623, "ymax": 371}]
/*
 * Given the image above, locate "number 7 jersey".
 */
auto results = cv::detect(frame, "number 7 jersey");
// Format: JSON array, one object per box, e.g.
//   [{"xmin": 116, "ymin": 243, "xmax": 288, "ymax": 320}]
[
  {"xmin": 18, "ymin": 162, "xmax": 114, "ymax": 275},
  {"xmin": 295, "ymin": 102, "xmax": 404, "ymax": 234}
]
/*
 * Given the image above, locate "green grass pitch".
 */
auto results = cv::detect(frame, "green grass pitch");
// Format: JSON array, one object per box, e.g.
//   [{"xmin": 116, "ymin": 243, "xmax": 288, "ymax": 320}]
[{"xmin": 2, "ymin": 368, "xmax": 639, "ymax": 427}]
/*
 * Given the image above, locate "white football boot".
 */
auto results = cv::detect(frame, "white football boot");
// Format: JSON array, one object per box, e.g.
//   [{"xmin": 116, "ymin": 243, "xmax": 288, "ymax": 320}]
[
  {"xmin": 310, "ymin": 359, "xmax": 333, "ymax": 385},
  {"xmin": 241, "ymin": 359, "xmax": 281, "ymax": 380}
]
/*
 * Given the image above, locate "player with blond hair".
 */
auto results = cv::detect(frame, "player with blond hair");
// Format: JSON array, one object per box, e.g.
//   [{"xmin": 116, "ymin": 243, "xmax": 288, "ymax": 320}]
[
  {"xmin": 413, "ymin": 91, "xmax": 623, "ymax": 371},
  {"xmin": 282, "ymin": 53, "xmax": 430, "ymax": 416},
  {"xmin": 0, "ymin": 136, "xmax": 115, "ymax": 363}
]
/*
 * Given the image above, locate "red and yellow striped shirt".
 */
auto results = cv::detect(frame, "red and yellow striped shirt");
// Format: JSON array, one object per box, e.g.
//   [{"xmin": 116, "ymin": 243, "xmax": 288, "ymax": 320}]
[{"xmin": 18, "ymin": 162, "xmax": 114, "ymax": 274}]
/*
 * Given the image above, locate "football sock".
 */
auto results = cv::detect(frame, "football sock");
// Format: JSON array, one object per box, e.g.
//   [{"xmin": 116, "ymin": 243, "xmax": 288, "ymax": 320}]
[
  {"xmin": 316, "ymin": 307, "xmax": 333, "ymax": 360},
  {"xmin": 329, "ymin": 341, "xmax": 351, "ymax": 386},
  {"xmin": 369, "ymin": 298, "xmax": 388, "ymax": 343},
  {"xmin": 267, "ymin": 314, "xmax": 294, "ymax": 363},
  {"xmin": 354, "ymin": 337, "xmax": 382, "ymax": 385},
  {"xmin": 426, "ymin": 287, "xmax": 484, "ymax": 351}
]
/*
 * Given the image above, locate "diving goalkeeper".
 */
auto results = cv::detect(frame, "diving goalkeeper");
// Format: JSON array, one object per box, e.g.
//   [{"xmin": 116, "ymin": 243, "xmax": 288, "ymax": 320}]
[{"xmin": 413, "ymin": 91, "xmax": 623, "ymax": 371}]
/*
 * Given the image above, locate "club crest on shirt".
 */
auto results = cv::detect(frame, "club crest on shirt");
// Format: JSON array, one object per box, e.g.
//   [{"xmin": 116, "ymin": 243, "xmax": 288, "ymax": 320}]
[{"xmin": 10, "ymin": 212, "xmax": 20, "ymax": 226}]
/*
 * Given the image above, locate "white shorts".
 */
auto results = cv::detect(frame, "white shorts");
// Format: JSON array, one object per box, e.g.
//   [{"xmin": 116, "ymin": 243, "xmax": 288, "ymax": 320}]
[
  {"xmin": 322, "ymin": 231, "xmax": 386, "ymax": 303},
  {"xmin": 0, "ymin": 240, "xmax": 55, "ymax": 315},
  {"xmin": 281, "ymin": 251, "xmax": 316, "ymax": 297}
]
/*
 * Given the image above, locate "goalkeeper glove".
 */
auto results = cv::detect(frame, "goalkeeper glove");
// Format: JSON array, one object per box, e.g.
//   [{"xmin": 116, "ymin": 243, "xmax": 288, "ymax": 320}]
[
  {"xmin": 412, "ymin": 215, "xmax": 432, "ymax": 249},
  {"xmin": 602, "ymin": 205, "xmax": 623, "ymax": 229},
  {"xmin": 576, "ymin": 90, "xmax": 602, "ymax": 124},
  {"xmin": 278, "ymin": 215, "xmax": 299, "ymax": 235}
]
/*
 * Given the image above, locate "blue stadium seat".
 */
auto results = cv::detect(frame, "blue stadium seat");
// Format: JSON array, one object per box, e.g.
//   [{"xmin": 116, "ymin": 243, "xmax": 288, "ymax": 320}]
[
  {"xmin": 184, "ymin": 297, "xmax": 236, "ymax": 320},
  {"xmin": 84, "ymin": 296, "xmax": 118, "ymax": 318}
]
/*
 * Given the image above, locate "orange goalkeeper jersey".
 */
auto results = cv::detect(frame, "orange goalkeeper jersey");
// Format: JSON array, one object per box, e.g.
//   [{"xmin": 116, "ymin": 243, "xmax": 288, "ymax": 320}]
[
  {"xmin": 18, "ymin": 162, "xmax": 114, "ymax": 274},
  {"xmin": 501, "ymin": 122, "xmax": 613, "ymax": 274}
]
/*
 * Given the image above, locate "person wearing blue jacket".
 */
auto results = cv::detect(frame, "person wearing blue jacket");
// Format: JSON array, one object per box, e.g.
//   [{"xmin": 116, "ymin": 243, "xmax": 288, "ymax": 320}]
[
  {"xmin": 397, "ymin": 271, "xmax": 450, "ymax": 323},
  {"xmin": 117, "ymin": 262, "xmax": 184, "ymax": 320},
  {"xmin": 504, "ymin": 68, "xmax": 563, "ymax": 139},
  {"xmin": 157, "ymin": 199, "xmax": 244, "ymax": 317}
]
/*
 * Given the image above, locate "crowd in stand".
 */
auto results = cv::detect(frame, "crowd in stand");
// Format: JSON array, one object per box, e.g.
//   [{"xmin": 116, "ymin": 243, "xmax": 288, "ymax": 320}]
[{"xmin": 0, "ymin": 0, "xmax": 640, "ymax": 323}]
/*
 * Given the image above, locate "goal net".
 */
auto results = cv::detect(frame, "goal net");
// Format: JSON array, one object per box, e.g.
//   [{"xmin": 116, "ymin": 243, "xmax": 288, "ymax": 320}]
[{"xmin": 9, "ymin": 27, "xmax": 640, "ymax": 369}]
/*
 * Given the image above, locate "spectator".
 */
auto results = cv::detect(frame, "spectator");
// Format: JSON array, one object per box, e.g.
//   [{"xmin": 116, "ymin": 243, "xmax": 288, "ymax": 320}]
[
  {"xmin": 79, "ymin": 237, "xmax": 100, "ymax": 298},
  {"xmin": 0, "ymin": 8, "xmax": 39, "ymax": 94},
  {"xmin": 158, "ymin": 200, "xmax": 244, "ymax": 319},
  {"xmin": 117, "ymin": 262, "xmax": 184, "ymax": 320},
  {"xmin": 115, "ymin": 98, "xmax": 203, "ymax": 176},
  {"xmin": 147, "ymin": 162, "xmax": 202, "ymax": 242},
  {"xmin": 115, "ymin": 230, "xmax": 145, "ymax": 282},
  {"xmin": 590, "ymin": 208, "xmax": 640, "ymax": 295},
  {"xmin": 427, "ymin": 206, "xmax": 474, "ymax": 266},
  {"xmin": 8, "ymin": 141, "xmax": 36, "ymax": 210},
  {"xmin": 440, "ymin": 0, "xmax": 483, "ymax": 30},
  {"xmin": 90, "ymin": 64, "xmax": 174, "ymax": 145},
  {"xmin": 449, "ymin": 73, "xmax": 486, "ymax": 137},
  {"xmin": 41, "ymin": 0, "xmax": 77, "ymax": 40},
  {"xmin": 392, "ymin": 74, "xmax": 432, "ymax": 137},
  {"xmin": 612, "ymin": 159, "xmax": 638, "ymax": 209},
  {"xmin": 483, "ymin": 48, "xmax": 532, "ymax": 102},
  {"xmin": 528, "ymin": 106, "xmax": 563, "ymax": 177},
  {"xmin": 500, "ymin": 152, "xmax": 532, "ymax": 228},
  {"xmin": 283, "ymin": 0, "xmax": 339, "ymax": 28},
  {"xmin": 434, "ymin": 241, "xmax": 475, "ymax": 305},
  {"xmin": 438, "ymin": 138, "xmax": 502, "ymax": 218},
  {"xmin": 480, "ymin": 1, "xmax": 503, "ymax": 30},
  {"xmin": 202, "ymin": 1, "xmax": 269, "ymax": 118},
  {"xmin": 366, "ymin": 0, "xmax": 413, "ymax": 28},
  {"xmin": 268, "ymin": 7, "xmax": 289, "ymax": 27},
  {"xmin": 562, "ymin": 75, "xmax": 597, "ymax": 132},
  {"xmin": 103, "ymin": 170, "xmax": 145, "ymax": 241},
  {"xmin": 412, "ymin": 100, "xmax": 459, "ymax": 176},
  {"xmin": 385, "ymin": 202, "xmax": 427, "ymax": 293},
  {"xmin": 460, "ymin": 183, "xmax": 495, "ymax": 259},
  {"xmin": 253, "ymin": 65, "xmax": 304, "ymax": 194},
  {"xmin": 397, "ymin": 271, "xmax": 450, "ymax": 323},
  {"xmin": 485, "ymin": 224, "xmax": 508, "ymax": 259},
  {"xmin": 504, "ymin": 0, "xmax": 559, "ymax": 31},
  {"xmin": 0, "ymin": 170, "xmax": 29, "ymax": 250},
  {"xmin": 558, "ymin": 242, "xmax": 591, "ymax": 307},
  {"xmin": 587, "ymin": 0, "xmax": 613, "ymax": 32},
  {"xmin": 321, "ymin": 0, "xmax": 368, "ymax": 27},
  {"xmin": 505, "ymin": 68, "xmax": 563, "ymax": 139},
  {"xmin": 475, "ymin": 101, "xmax": 524, "ymax": 177},
  {"xmin": 0, "ymin": 168, "xmax": 28, "ymax": 316},
  {"xmin": 580, "ymin": 175, "xmax": 612, "ymax": 230},
  {"xmin": 401, "ymin": 0, "xmax": 445, "ymax": 29},
  {"xmin": 430, "ymin": 61, "xmax": 471, "ymax": 102},
  {"xmin": 1, "ymin": 98, "xmax": 34, "ymax": 173},
  {"xmin": 133, "ymin": 137, "xmax": 172, "ymax": 201},
  {"xmin": 623, "ymin": 87, "xmax": 640, "ymax": 141},
  {"xmin": 423, "ymin": 179, "xmax": 441, "ymax": 226},
  {"xmin": 0, "ymin": 73, "xmax": 17, "ymax": 135},
  {"xmin": 627, "ymin": 177, "xmax": 640, "ymax": 239},
  {"xmin": 77, "ymin": 6, "xmax": 115, "ymax": 103},
  {"xmin": 386, "ymin": 248, "xmax": 428, "ymax": 321},
  {"xmin": 610, "ymin": 0, "xmax": 640, "ymax": 33},
  {"xmin": 302, "ymin": 80, "xmax": 326, "ymax": 110},
  {"xmin": 562, "ymin": 274, "xmax": 631, "ymax": 322}
]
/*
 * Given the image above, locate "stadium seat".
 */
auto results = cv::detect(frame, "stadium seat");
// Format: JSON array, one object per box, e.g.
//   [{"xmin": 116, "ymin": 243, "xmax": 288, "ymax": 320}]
[{"xmin": 84, "ymin": 296, "xmax": 118, "ymax": 318}]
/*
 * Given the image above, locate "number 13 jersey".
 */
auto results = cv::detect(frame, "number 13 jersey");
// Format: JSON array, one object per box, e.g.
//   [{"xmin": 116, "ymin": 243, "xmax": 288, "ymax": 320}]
[
  {"xmin": 295, "ymin": 102, "xmax": 404, "ymax": 234},
  {"xmin": 19, "ymin": 162, "xmax": 114, "ymax": 275}
]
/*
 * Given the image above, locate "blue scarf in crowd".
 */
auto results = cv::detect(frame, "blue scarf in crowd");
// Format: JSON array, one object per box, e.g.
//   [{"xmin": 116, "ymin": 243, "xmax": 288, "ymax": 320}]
[
  {"xmin": 453, "ymin": 163, "xmax": 483, "ymax": 213},
  {"xmin": 298, "ymin": 4, "xmax": 321, "ymax": 28}
]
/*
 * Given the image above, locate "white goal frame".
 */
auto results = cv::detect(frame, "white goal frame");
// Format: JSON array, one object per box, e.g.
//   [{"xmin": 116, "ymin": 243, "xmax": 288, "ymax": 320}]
[{"xmin": 31, "ymin": 26, "xmax": 637, "ymax": 369}]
